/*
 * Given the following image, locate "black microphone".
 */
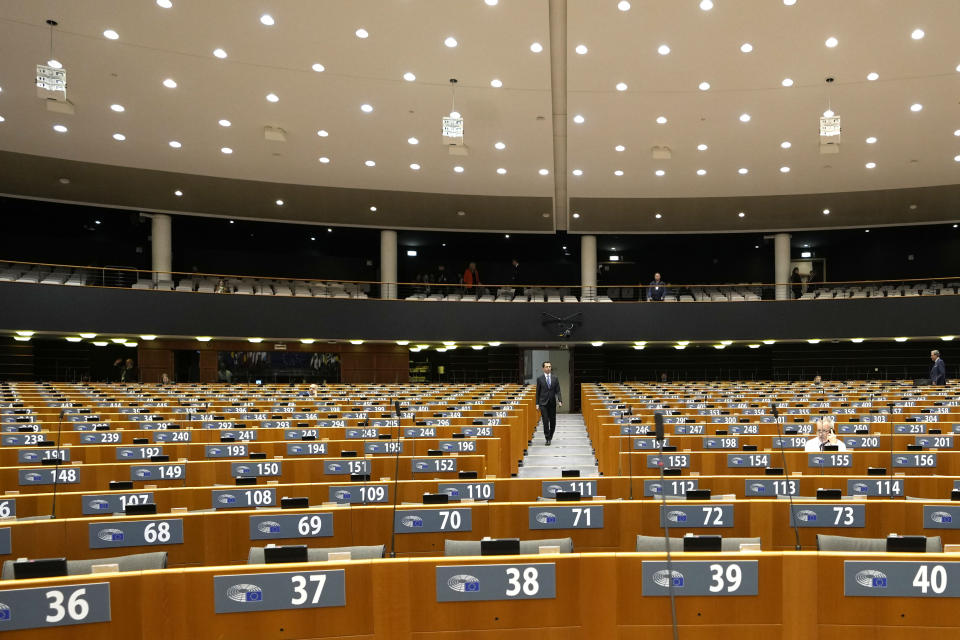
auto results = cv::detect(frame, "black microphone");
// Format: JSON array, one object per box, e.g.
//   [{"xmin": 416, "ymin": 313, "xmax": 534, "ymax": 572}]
[
  {"xmin": 654, "ymin": 410, "xmax": 679, "ymax": 640},
  {"xmin": 888, "ymin": 401, "xmax": 895, "ymax": 478},
  {"xmin": 772, "ymin": 402, "xmax": 802, "ymax": 551},
  {"xmin": 50, "ymin": 408, "xmax": 66, "ymax": 519},
  {"xmin": 388, "ymin": 398, "xmax": 404, "ymax": 558}
]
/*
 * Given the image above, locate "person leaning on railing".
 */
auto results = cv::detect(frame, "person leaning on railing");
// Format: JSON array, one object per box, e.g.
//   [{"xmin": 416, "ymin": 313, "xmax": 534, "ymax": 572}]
[{"xmin": 646, "ymin": 272, "xmax": 666, "ymax": 301}]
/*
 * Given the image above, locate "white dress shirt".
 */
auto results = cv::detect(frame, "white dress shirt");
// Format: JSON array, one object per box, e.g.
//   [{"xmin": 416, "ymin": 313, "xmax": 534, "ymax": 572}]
[{"xmin": 804, "ymin": 436, "xmax": 847, "ymax": 452}]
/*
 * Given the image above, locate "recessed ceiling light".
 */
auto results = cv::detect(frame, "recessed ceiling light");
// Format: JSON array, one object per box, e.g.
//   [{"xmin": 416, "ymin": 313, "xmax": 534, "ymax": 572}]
[
  {"xmin": 697, "ymin": 143, "xmax": 708, "ymax": 151},
  {"xmin": 866, "ymin": 72, "xmax": 879, "ymax": 81},
  {"xmin": 699, "ymin": 0, "xmax": 714, "ymax": 10},
  {"xmin": 657, "ymin": 44, "xmax": 670, "ymax": 55},
  {"xmin": 453, "ymin": 165, "xmax": 465, "ymax": 173},
  {"xmin": 655, "ymin": 213, "xmax": 662, "ymax": 219},
  {"xmin": 781, "ymin": 78, "xmax": 794, "ymax": 87},
  {"xmin": 402, "ymin": 72, "xmax": 416, "ymax": 82},
  {"xmin": 865, "ymin": 229, "xmax": 870, "ymax": 233},
  {"xmin": 615, "ymin": 144, "xmax": 625, "ymax": 152},
  {"xmin": 354, "ymin": 27, "xmax": 370, "ymax": 38},
  {"xmin": 954, "ymin": 129, "xmax": 960, "ymax": 136},
  {"xmin": 311, "ymin": 63, "xmax": 325, "ymax": 72},
  {"xmin": 539, "ymin": 168, "xmax": 549, "ymax": 175},
  {"xmin": 103, "ymin": 29, "xmax": 119, "ymax": 40},
  {"xmin": 212, "ymin": 48, "xmax": 227, "ymax": 59},
  {"xmin": 781, "ymin": 141, "xmax": 792, "ymax": 149},
  {"xmin": 822, "ymin": 208, "xmax": 830, "ymax": 215},
  {"xmin": 260, "ymin": 14, "xmax": 275, "ymax": 26},
  {"xmin": 497, "ymin": 167, "xmax": 507, "ymax": 175},
  {"xmin": 865, "ymin": 161, "xmax": 876, "ymax": 169},
  {"xmin": 409, "ymin": 163, "xmax": 420, "ymax": 170},
  {"xmin": 618, "ymin": 1, "xmax": 631, "ymax": 10},
  {"xmin": 738, "ymin": 211, "xmax": 746, "ymax": 218},
  {"xmin": 575, "ymin": 44, "xmax": 588, "ymax": 55},
  {"xmin": 911, "ymin": 28, "xmax": 925, "ymax": 40},
  {"xmin": 444, "ymin": 36, "xmax": 458, "ymax": 48},
  {"xmin": 369, "ymin": 206, "xmax": 377, "ymax": 212},
  {"xmin": 573, "ymin": 114, "xmax": 585, "ymax": 124},
  {"xmin": 162, "ymin": 78, "xmax": 177, "ymax": 88},
  {"xmin": 174, "ymin": 189, "xmax": 183, "ymax": 196},
  {"xmin": 318, "ymin": 156, "xmax": 330, "ymax": 163},
  {"xmin": 699, "ymin": 81, "xmax": 710, "ymax": 91},
  {"xmin": 220, "ymin": 147, "xmax": 233, "ymax": 154},
  {"xmin": 572, "ymin": 212, "xmax": 581, "ymax": 218},
  {"xmin": 494, "ymin": 141, "xmax": 506, "ymax": 150},
  {"xmin": 616, "ymin": 82, "xmax": 628, "ymax": 91},
  {"xmin": 954, "ymin": 155, "xmax": 960, "ymax": 162},
  {"xmin": 407, "ymin": 137, "xmax": 418, "ymax": 145},
  {"xmin": 505, "ymin": 234, "xmax": 510, "ymax": 239},
  {"xmin": 65, "ymin": 336, "xmax": 82, "ymax": 342},
  {"xmin": 110, "ymin": 103, "xmax": 124, "ymax": 112},
  {"xmin": 218, "ymin": 119, "xmax": 231, "ymax": 127},
  {"xmin": 783, "ymin": 0, "xmax": 796, "ymax": 4},
  {"xmin": 168, "ymin": 140, "xmax": 181, "ymax": 148},
  {"xmin": 696, "ymin": 169, "xmax": 706, "ymax": 176},
  {"xmin": 910, "ymin": 103, "xmax": 923, "ymax": 112},
  {"xmin": 364, "ymin": 160, "xmax": 376, "ymax": 167},
  {"xmin": 866, "ymin": 136, "xmax": 877, "ymax": 144},
  {"xmin": 740, "ymin": 42, "xmax": 753, "ymax": 53},
  {"xmin": 530, "ymin": 42, "xmax": 543, "ymax": 53},
  {"xmin": 457, "ymin": 211, "xmax": 466, "ymax": 216},
  {"xmin": 572, "ymin": 168, "xmax": 583, "ymax": 176},
  {"xmin": 485, "ymin": 0, "xmax": 498, "ymax": 5},
  {"xmin": 614, "ymin": 169, "xmax": 623, "ymax": 176},
  {"xmin": 360, "ymin": 103, "xmax": 373, "ymax": 113},
  {"xmin": 266, "ymin": 93, "xmax": 279, "ymax": 102},
  {"xmin": 327, "ymin": 227, "xmax": 333, "ymax": 232},
  {"xmin": 315, "ymin": 129, "xmax": 329, "ymax": 138},
  {"xmin": 655, "ymin": 169, "xmax": 665, "ymax": 176},
  {"xmin": 738, "ymin": 167, "xmax": 749, "ymax": 174},
  {"xmin": 823, "ymin": 109, "xmax": 835, "ymax": 117},
  {"xmin": 739, "ymin": 113, "xmax": 751, "ymax": 122},
  {"xmin": 780, "ymin": 166, "xmax": 790, "ymax": 173},
  {"xmin": 275, "ymin": 199, "xmax": 284, "ymax": 206},
  {"xmin": 0, "ymin": 116, "xmax": 5, "ymax": 123},
  {"xmin": 53, "ymin": 124, "xmax": 68, "ymax": 133},
  {"xmin": 490, "ymin": 78, "xmax": 503, "ymax": 88},
  {"xmin": 656, "ymin": 116, "xmax": 667, "ymax": 124},
  {"xmin": 156, "ymin": 0, "xmax": 172, "ymax": 7},
  {"xmin": 825, "ymin": 36, "xmax": 838, "ymax": 48}
]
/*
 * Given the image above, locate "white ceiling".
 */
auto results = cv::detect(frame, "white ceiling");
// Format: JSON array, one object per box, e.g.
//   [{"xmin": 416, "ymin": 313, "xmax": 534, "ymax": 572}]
[{"xmin": 0, "ymin": 0, "xmax": 958, "ymax": 213}]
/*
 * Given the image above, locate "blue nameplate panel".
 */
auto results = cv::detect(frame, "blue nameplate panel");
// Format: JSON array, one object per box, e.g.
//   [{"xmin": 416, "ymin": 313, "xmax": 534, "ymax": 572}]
[
  {"xmin": 895, "ymin": 424, "xmax": 927, "ymax": 434},
  {"xmin": 647, "ymin": 454, "xmax": 690, "ymax": 469},
  {"xmin": 130, "ymin": 464, "xmax": 185, "ymax": 481},
  {"xmin": 18, "ymin": 467, "xmax": 80, "ymax": 485},
  {"xmin": 412, "ymin": 458, "xmax": 458, "ymax": 473},
  {"xmin": 672, "ymin": 425, "xmax": 705, "ymax": 435},
  {"xmin": 287, "ymin": 442, "xmax": 328, "ymax": 456},
  {"xmin": 435, "ymin": 564, "xmax": 556, "ymax": 602},
  {"xmin": 405, "ymin": 427, "xmax": 438, "ymax": 438},
  {"xmin": 364, "ymin": 441, "xmax": 405, "ymax": 454},
  {"xmin": 726, "ymin": 454, "xmax": 770, "ymax": 468},
  {"xmin": 807, "ymin": 453, "xmax": 852, "ymax": 468},
  {"xmin": 205, "ymin": 444, "xmax": 248, "ymax": 458},
  {"xmin": 328, "ymin": 485, "xmax": 389, "ymax": 504},
  {"xmin": 283, "ymin": 429, "xmax": 319, "ymax": 440},
  {"xmin": 619, "ymin": 425, "xmax": 652, "ymax": 435},
  {"xmin": 789, "ymin": 503, "xmax": 865, "ymax": 527},
  {"xmin": 892, "ymin": 453, "xmax": 937, "ymax": 468},
  {"xmin": 2, "ymin": 433, "xmax": 46, "ymax": 446},
  {"xmin": 82, "ymin": 492, "xmax": 155, "ymax": 515},
  {"xmin": 115, "ymin": 446, "xmax": 164, "ymax": 461},
  {"xmin": 323, "ymin": 459, "xmax": 371, "ymax": 475},
  {"xmin": 703, "ymin": 437, "xmax": 739, "ymax": 449},
  {"xmin": 745, "ymin": 479, "xmax": 799, "ymax": 496},
  {"xmin": 231, "ymin": 461, "xmax": 282, "ymax": 478},
  {"xmin": 459, "ymin": 426, "xmax": 494, "ymax": 437},
  {"xmin": 17, "ymin": 448, "xmax": 70, "ymax": 463},
  {"xmin": 394, "ymin": 508, "xmax": 472, "ymax": 533},
  {"xmin": 152, "ymin": 430, "xmax": 191, "ymax": 442},
  {"xmin": 88, "ymin": 519, "xmax": 183, "ymax": 548},
  {"xmin": 211, "ymin": 488, "xmax": 276, "ymax": 509},
  {"xmin": 541, "ymin": 480, "xmax": 597, "ymax": 498},
  {"xmin": 924, "ymin": 506, "xmax": 960, "ymax": 529},
  {"xmin": 213, "ymin": 570, "xmax": 345, "ymax": 613},
  {"xmin": 438, "ymin": 440, "xmax": 475, "ymax": 453},
  {"xmin": 344, "ymin": 428, "xmax": 379, "ymax": 439},
  {"xmin": 641, "ymin": 561, "xmax": 758, "ymax": 596},
  {"xmin": 438, "ymin": 482, "xmax": 495, "ymax": 501},
  {"xmin": 0, "ymin": 527, "xmax": 9, "ymax": 555},
  {"xmin": 916, "ymin": 435, "xmax": 954, "ymax": 449},
  {"xmin": 529, "ymin": 505, "xmax": 604, "ymax": 529},
  {"xmin": 260, "ymin": 420, "xmax": 294, "ymax": 428},
  {"xmin": 771, "ymin": 437, "xmax": 807, "ymax": 449},
  {"xmin": 248, "ymin": 513, "xmax": 334, "ymax": 539},
  {"xmin": 0, "ymin": 583, "xmax": 111, "ymax": 631},
  {"xmin": 847, "ymin": 478, "xmax": 903, "ymax": 497},
  {"xmin": 843, "ymin": 436, "xmax": 882, "ymax": 450},
  {"xmin": 844, "ymin": 561, "xmax": 960, "ymax": 597},
  {"xmin": 660, "ymin": 504, "xmax": 735, "ymax": 528},
  {"xmin": 644, "ymin": 479, "xmax": 698, "ymax": 497},
  {"xmin": 632, "ymin": 438, "xmax": 669, "ymax": 450},
  {"xmin": 220, "ymin": 430, "xmax": 258, "ymax": 441}
]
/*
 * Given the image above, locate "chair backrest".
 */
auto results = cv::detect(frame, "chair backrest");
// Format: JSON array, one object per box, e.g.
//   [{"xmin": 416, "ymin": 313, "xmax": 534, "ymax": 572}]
[
  {"xmin": 816, "ymin": 534, "xmax": 943, "ymax": 553},
  {"xmin": 635, "ymin": 535, "xmax": 762, "ymax": 552},
  {"xmin": 2, "ymin": 551, "xmax": 167, "ymax": 580},
  {"xmin": 444, "ymin": 538, "xmax": 574, "ymax": 557},
  {"xmin": 247, "ymin": 545, "xmax": 385, "ymax": 564}
]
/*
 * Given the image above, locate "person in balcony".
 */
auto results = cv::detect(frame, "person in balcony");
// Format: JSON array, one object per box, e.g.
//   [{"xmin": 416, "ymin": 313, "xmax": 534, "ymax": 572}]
[
  {"xmin": 647, "ymin": 272, "xmax": 666, "ymax": 301},
  {"xmin": 463, "ymin": 262, "xmax": 481, "ymax": 293}
]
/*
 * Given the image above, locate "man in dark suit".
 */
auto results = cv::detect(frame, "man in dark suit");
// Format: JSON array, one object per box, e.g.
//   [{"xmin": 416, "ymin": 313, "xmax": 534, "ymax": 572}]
[
  {"xmin": 536, "ymin": 361, "xmax": 563, "ymax": 445},
  {"xmin": 647, "ymin": 272, "xmax": 666, "ymax": 301},
  {"xmin": 931, "ymin": 350, "xmax": 947, "ymax": 385}
]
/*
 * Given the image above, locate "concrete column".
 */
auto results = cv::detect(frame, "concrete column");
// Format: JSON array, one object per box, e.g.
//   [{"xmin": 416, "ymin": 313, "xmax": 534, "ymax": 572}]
[
  {"xmin": 151, "ymin": 213, "xmax": 172, "ymax": 283},
  {"xmin": 380, "ymin": 229, "xmax": 397, "ymax": 299},
  {"xmin": 774, "ymin": 232, "xmax": 791, "ymax": 300},
  {"xmin": 580, "ymin": 234, "xmax": 597, "ymax": 301}
]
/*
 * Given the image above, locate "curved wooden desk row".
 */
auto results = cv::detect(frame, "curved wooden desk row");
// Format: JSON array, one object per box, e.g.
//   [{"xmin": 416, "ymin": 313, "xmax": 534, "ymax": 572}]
[
  {"xmin": 609, "ymin": 450, "xmax": 957, "ymax": 478},
  {"xmin": 0, "ymin": 436, "xmax": 507, "ymax": 477},
  {"xmin": 0, "ymin": 455, "xmax": 488, "ymax": 495},
  {"xmin": 5, "ymin": 474, "xmax": 960, "ymax": 520},
  {"xmin": 1, "ymin": 551, "xmax": 959, "ymax": 638},
  {"xmin": 4, "ymin": 499, "xmax": 960, "ymax": 566},
  {"xmin": 596, "ymin": 433, "xmax": 960, "ymax": 471}
]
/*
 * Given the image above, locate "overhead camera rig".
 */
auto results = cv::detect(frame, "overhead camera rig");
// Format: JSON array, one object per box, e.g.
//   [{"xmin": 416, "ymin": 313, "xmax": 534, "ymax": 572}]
[{"xmin": 541, "ymin": 312, "xmax": 582, "ymax": 340}]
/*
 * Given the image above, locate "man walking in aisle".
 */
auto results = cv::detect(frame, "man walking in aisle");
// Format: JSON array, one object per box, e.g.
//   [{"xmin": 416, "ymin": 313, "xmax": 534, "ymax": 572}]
[{"xmin": 536, "ymin": 361, "xmax": 563, "ymax": 445}]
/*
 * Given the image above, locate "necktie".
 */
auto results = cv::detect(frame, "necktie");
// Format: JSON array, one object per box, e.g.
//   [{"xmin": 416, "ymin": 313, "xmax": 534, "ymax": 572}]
[{"xmin": 546, "ymin": 375, "xmax": 551, "ymax": 386}]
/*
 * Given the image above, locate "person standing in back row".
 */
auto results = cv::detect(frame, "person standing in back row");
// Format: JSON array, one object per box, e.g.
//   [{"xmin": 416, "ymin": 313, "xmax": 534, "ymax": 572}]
[
  {"xmin": 647, "ymin": 272, "xmax": 665, "ymax": 301},
  {"xmin": 463, "ymin": 262, "xmax": 480, "ymax": 293},
  {"xmin": 536, "ymin": 361, "xmax": 563, "ymax": 445},
  {"xmin": 931, "ymin": 350, "xmax": 947, "ymax": 385}
]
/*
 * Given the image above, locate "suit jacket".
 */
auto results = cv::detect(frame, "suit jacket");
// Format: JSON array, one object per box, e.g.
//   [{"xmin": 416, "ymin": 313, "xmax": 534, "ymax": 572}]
[
  {"xmin": 647, "ymin": 280, "xmax": 665, "ymax": 301},
  {"xmin": 931, "ymin": 358, "xmax": 947, "ymax": 385},
  {"xmin": 536, "ymin": 373, "xmax": 562, "ymax": 406}
]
